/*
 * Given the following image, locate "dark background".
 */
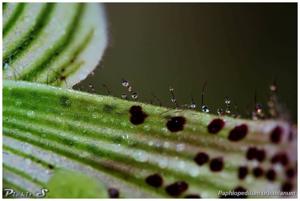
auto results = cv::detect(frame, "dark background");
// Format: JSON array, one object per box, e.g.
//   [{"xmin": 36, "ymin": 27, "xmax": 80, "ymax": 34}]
[{"xmin": 76, "ymin": 3, "xmax": 297, "ymax": 121}]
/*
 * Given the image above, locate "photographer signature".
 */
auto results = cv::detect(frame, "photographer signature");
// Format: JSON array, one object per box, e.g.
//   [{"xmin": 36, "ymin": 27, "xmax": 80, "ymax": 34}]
[{"xmin": 3, "ymin": 188, "xmax": 49, "ymax": 198}]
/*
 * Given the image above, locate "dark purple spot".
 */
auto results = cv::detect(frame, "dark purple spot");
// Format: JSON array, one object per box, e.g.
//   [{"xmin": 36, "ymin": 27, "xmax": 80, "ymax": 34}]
[
  {"xmin": 129, "ymin": 105, "xmax": 148, "ymax": 125},
  {"xmin": 253, "ymin": 167, "xmax": 264, "ymax": 177},
  {"xmin": 209, "ymin": 157, "xmax": 224, "ymax": 172},
  {"xmin": 271, "ymin": 152, "xmax": 289, "ymax": 166},
  {"xmin": 266, "ymin": 169, "xmax": 276, "ymax": 181},
  {"xmin": 286, "ymin": 168, "xmax": 295, "ymax": 178},
  {"xmin": 130, "ymin": 105, "xmax": 142, "ymax": 113},
  {"xmin": 207, "ymin": 118, "xmax": 225, "ymax": 134},
  {"xmin": 281, "ymin": 182, "xmax": 293, "ymax": 192},
  {"xmin": 279, "ymin": 153, "xmax": 289, "ymax": 166},
  {"xmin": 238, "ymin": 166, "xmax": 248, "ymax": 180},
  {"xmin": 246, "ymin": 147, "xmax": 266, "ymax": 162},
  {"xmin": 271, "ymin": 155, "xmax": 279, "ymax": 164},
  {"xmin": 256, "ymin": 149, "xmax": 266, "ymax": 162},
  {"xmin": 145, "ymin": 173, "xmax": 163, "ymax": 188},
  {"xmin": 194, "ymin": 152, "xmax": 209, "ymax": 166},
  {"xmin": 165, "ymin": 181, "xmax": 188, "ymax": 197},
  {"xmin": 270, "ymin": 126, "xmax": 283, "ymax": 144},
  {"xmin": 108, "ymin": 188, "xmax": 119, "ymax": 198},
  {"xmin": 246, "ymin": 147, "xmax": 257, "ymax": 160},
  {"xmin": 166, "ymin": 116, "xmax": 186, "ymax": 132},
  {"xmin": 228, "ymin": 124, "xmax": 248, "ymax": 141},
  {"xmin": 184, "ymin": 194, "xmax": 201, "ymax": 198}
]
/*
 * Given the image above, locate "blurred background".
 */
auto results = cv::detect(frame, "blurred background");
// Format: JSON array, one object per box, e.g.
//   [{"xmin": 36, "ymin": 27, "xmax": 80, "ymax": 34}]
[{"xmin": 75, "ymin": 3, "xmax": 297, "ymax": 122}]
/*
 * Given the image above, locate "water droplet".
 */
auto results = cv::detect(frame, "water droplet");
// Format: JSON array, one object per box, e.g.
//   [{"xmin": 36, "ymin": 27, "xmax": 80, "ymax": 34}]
[
  {"xmin": 190, "ymin": 103, "xmax": 196, "ymax": 109},
  {"xmin": 253, "ymin": 103, "xmax": 264, "ymax": 120},
  {"xmin": 131, "ymin": 92, "xmax": 138, "ymax": 100},
  {"xmin": 255, "ymin": 103, "xmax": 263, "ymax": 114},
  {"xmin": 224, "ymin": 97, "xmax": 231, "ymax": 115},
  {"xmin": 122, "ymin": 80, "xmax": 129, "ymax": 87},
  {"xmin": 225, "ymin": 97, "xmax": 231, "ymax": 105},
  {"xmin": 217, "ymin": 108, "xmax": 224, "ymax": 115},
  {"xmin": 201, "ymin": 105, "xmax": 209, "ymax": 113},
  {"xmin": 88, "ymin": 83, "xmax": 95, "ymax": 92}
]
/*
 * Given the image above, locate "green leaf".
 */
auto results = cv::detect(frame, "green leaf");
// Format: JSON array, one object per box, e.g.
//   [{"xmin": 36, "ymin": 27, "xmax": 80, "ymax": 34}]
[
  {"xmin": 3, "ymin": 3, "xmax": 108, "ymax": 88},
  {"xmin": 3, "ymin": 80, "xmax": 296, "ymax": 198}
]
